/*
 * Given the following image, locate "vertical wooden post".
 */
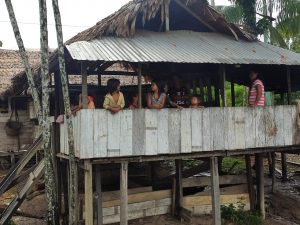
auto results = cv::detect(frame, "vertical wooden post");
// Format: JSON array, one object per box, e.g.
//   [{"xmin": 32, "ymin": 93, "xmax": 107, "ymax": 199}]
[
  {"xmin": 81, "ymin": 62, "xmax": 88, "ymax": 109},
  {"xmin": 231, "ymin": 79, "xmax": 235, "ymax": 107},
  {"xmin": 61, "ymin": 162, "xmax": 69, "ymax": 224},
  {"xmin": 199, "ymin": 77, "xmax": 205, "ymax": 103},
  {"xmin": 219, "ymin": 65, "xmax": 226, "ymax": 107},
  {"xmin": 95, "ymin": 165, "xmax": 103, "ymax": 225},
  {"xmin": 98, "ymin": 74, "xmax": 102, "ymax": 86},
  {"xmin": 138, "ymin": 64, "xmax": 142, "ymax": 109},
  {"xmin": 207, "ymin": 78, "xmax": 213, "ymax": 106},
  {"xmin": 287, "ymin": 67, "xmax": 292, "ymax": 105},
  {"xmin": 271, "ymin": 152, "xmax": 276, "ymax": 193},
  {"xmin": 84, "ymin": 160, "xmax": 93, "ymax": 225},
  {"xmin": 120, "ymin": 162, "xmax": 128, "ymax": 225},
  {"xmin": 257, "ymin": 154, "xmax": 265, "ymax": 220},
  {"xmin": 214, "ymin": 77, "xmax": 220, "ymax": 107},
  {"xmin": 281, "ymin": 153, "xmax": 287, "ymax": 182},
  {"xmin": 210, "ymin": 157, "xmax": 221, "ymax": 225},
  {"xmin": 175, "ymin": 159, "xmax": 183, "ymax": 216},
  {"xmin": 165, "ymin": 0, "xmax": 170, "ymax": 31},
  {"xmin": 245, "ymin": 155, "xmax": 255, "ymax": 211}
]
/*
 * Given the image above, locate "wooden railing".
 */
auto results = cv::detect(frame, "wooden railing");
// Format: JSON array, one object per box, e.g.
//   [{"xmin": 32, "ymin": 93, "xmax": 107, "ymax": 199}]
[{"xmin": 60, "ymin": 106, "xmax": 297, "ymax": 159}]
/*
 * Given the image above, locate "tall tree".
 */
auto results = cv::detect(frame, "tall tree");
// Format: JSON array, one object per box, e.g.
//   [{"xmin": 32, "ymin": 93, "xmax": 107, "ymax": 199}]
[
  {"xmin": 5, "ymin": 0, "xmax": 42, "ymax": 121},
  {"xmin": 38, "ymin": 0, "xmax": 58, "ymax": 224},
  {"xmin": 52, "ymin": 0, "xmax": 78, "ymax": 224}
]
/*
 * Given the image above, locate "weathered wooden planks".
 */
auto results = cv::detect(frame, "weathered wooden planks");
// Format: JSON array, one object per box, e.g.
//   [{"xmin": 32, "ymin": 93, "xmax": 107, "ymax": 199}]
[{"xmin": 60, "ymin": 106, "xmax": 298, "ymax": 159}]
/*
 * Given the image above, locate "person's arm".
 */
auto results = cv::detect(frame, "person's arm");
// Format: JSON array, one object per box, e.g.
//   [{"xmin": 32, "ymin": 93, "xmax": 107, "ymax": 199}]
[
  {"xmin": 147, "ymin": 93, "xmax": 153, "ymax": 109},
  {"xmin": 120, "ymin": 93, "xmax": 125, "ymax": 109},
  {"xmin": 254, "ymin": 84, "xmax": 263, "ymax": 106},
  {"xmin": 150, "ymin": 94, "xmax": 166, "ymax": 109}
]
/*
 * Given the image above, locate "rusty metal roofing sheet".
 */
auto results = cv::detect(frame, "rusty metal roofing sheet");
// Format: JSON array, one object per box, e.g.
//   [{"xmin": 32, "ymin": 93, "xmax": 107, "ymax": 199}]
[{"xmin": 66, "ymin": 30, "xmax": 300, "ymax": 65}]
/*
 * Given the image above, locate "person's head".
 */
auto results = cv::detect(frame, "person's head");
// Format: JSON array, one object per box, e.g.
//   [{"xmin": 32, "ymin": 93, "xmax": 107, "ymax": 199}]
[
  {"xmin": 131, "ymin": 93, "xmax": 138, "ymax": 104},
  {"xmin": 191, "ymin": 95, "xmax": 199, "ymax": 106},
  {"xmin": 107, "ymin": 78, "xmax": 121, "ymax": 94},
  {"xmin": 249, "ymin": 69, "xmax": 259, "ymax": 81},
  {"xmin": 151, "ymin": 80, "xmax": 165, "ymax": 94}
]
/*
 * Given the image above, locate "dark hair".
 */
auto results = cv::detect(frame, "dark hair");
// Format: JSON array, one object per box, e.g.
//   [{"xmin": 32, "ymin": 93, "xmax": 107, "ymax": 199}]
[
  {"xmin": 107, "ymin": 79, "xmax": 120, "ymax": 94},
  {"xmin": 151, "ymin": 79, "xmax": 165, "ymax": 95}
]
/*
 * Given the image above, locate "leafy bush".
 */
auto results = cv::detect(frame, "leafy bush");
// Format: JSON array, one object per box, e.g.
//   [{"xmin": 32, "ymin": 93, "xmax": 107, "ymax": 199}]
[{"xmin": 221, "ymin": 203, "xmax": 263, "ymax": 225}]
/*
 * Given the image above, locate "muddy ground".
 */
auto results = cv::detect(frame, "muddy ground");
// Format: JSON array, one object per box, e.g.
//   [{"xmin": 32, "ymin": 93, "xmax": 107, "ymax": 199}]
[{"xmin": 1, "ymin": 154, "xmax": 300, "ymax": 225}]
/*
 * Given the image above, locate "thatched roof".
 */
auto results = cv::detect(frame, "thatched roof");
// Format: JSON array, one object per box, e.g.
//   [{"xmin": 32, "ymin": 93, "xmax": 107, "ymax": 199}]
[
  {"xmin": 66, "ymin": 0, "xmax": 255, "ymax": 44},
  {"xmin": 0, "ymin": 49, "xmax": 40, "ymax": 99}
]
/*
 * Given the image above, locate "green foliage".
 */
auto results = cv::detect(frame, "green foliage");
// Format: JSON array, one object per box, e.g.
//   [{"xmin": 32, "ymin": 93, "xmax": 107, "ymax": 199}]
[
  {"xmin": 7, "ymin": 220, "xmax": 16, "ymax": 225},
  {"xmin": 221, "ymin": 203, "xmax": 263, "ymax": 225},
  {"xmin": 222, "ymin": 157, "xmax": 246, "ymax": 174},
  {"xmin": 225, "ymin": 82, "xmax": 248, "ymax": 107},
  {"xmin": 0, "ymin": 40, "xmax": 2, "ymax": 47}
]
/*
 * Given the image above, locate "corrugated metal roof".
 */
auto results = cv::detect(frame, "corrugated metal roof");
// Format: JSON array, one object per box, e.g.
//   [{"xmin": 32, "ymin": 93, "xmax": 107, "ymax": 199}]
[{"xmin": 66, "ymin": 30, "xmax": 300, "ymax": 65}]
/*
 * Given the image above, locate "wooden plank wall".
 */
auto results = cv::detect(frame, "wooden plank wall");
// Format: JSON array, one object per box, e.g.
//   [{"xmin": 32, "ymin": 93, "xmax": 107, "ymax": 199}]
[{"xmin": 59, "ymin": 106, "xmax": 298, "ymax": 159}]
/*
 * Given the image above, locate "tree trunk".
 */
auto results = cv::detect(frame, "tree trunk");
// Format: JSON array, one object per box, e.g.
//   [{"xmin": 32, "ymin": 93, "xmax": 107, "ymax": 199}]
[
  {"xmin": 38, "ymin": 0, "xmax": 58, "ymax": 224},
  {"xmin": 52, "ymin": 0, "xmax": 78, "ymax": 224},
  {"xmin": 4, "ymin": 0, "xmax": 42, "ymax": 121}
]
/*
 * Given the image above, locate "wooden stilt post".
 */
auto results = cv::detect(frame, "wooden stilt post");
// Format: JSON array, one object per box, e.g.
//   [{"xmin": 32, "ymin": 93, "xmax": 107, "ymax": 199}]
[
  {"xmin": 138, "ymin": 64, "xmax": 142, "ymax": 109},
  {"xmin": 271, "ymin": 152, "xmax": 276, "ymax": 193},
  {"xmin": 175, "ymin": 159, "xmax": 183, "ymax": 217},
  {"xmin": 165, "ymin": 0, "xmax": 170, "ymax": 31},
  {"xmin": 61, "ymin": 162, "xmax": 69, "ymax": 224},
  {"xmin": 95, "ymin": 165, "xmax": 103, "ymax": 225},
  {"xmin": 210, "ymin": 157, "xmax": 221, "ymax": 225},
  {"xmin": 281, "ymin": 153, "xmax": 287, "ymax": 182},
  {"xmin": 84, "ymin": 160, "xmax": 93, "ymax": 225},
  {"xmin": 120, "ymin": 161, "xmax": 128, "ymax": 225},
  {"xmin": 231, "ymin": 79, "xmax": 235, "ymax": 107},
  {"xmin": 257, "ymin": 154, "xmax": 265, "ymax": 220},
  {"xmin": 82, "ymin": 62, "xmax": 88, "ymax": 109},
  {"xmin": 281, "ymin": 67, "xmax": 291, "ymax": 182},
  {"xmin": 245, "ymin": 155, "xmax": 255, "ymax": 211}
]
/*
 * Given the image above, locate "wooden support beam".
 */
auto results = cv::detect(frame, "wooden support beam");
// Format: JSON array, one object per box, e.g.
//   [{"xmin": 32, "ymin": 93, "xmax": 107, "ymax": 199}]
[
  {"xmin": 165, "ymin": 0, "xmax": 170, "ymax": 31},
  {"xmin": 271, "ymin": 152, "xmax": 276, "ymax": 193},
  {"xmin": 245, "ymin": 155, "xmax": 255, "ymax": 212},
  {"xmin": 98, "ymin": 74, "xmax": 101, "ymax": 86},
  {"xmin": 199, "ymin": 78, "xmax": 205, "ymax": 103},
  {"xmin": 287, "ymin": 67, "xmax": 292, "ymax": 105},
  {"xmin": 210, "ymin": 157, "xmax": 221, "ymax": 225},
  {"xmin": 138, "ymin": 64, "xmax": 142, "ymax": 109},
  {"xmin": 175, "ymin": 159, "xmax": 183, "ymax": 217},
  {"xmin": 257, "ymin": 154, "xmax": 265, "ymax": 220},
  {"xmin": 207, "ymin": 78, "xmax": 213, "ymax": 106},
  {"xmin": 231, "ymin": 79, "xmax": 235, "ymax": 107},
  {"xmin": 81, "ymin": 62, "xmax": 88, "ymax": 109},
  {"xmin": 120, "ymin": 161, "xmax": 128, "ymax": 225},
  {"xmin": 219, "ymin": 65, "xmax": 226, "ymax": 107},
  {"xmin": 183, "ymin": 175, "xmax": 247, "ymax": 188},
  {"xmin": 84, "ymin": 160, "xmax": 93, "ymax": 225},
  {"xmin": 281, "ymin": 153, "xmax": 287, "ymax": 182},
  {"xmin": 61, "ymin": 162, "xmax": 69, "ymax": 224},
  {"xmin": 95, "ymin": 165, "xmax": 103, "ymax": 225}
]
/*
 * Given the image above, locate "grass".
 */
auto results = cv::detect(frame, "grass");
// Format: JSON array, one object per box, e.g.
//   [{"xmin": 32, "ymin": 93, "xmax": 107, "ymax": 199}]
[
  {"xmin": 221, "ymin": 203, "xmax": 263, "ymax": 225},
  {"xmin": 222, "ymin": 157, "xmax": 246, "ymax": 174}
]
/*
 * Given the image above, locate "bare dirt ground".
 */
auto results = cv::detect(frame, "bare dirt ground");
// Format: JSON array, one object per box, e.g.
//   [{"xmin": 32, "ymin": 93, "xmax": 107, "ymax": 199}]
[{"xmin": 1, "ymin": 154, "xmax": 300, "ymax": 225}]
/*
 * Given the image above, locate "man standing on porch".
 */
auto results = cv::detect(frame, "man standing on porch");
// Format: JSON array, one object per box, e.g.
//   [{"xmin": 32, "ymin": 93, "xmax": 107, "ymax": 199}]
[{"xmin": 248, "ymin": 69, "xmax": 265, "ymax": 106}]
